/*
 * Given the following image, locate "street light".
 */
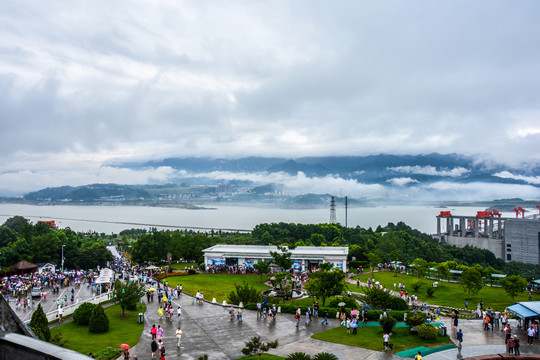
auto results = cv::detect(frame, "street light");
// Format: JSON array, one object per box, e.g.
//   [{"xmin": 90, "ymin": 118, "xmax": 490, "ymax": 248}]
[{"xmin": 61, "ymin": 245, "xmax": 65, "ymax": 273}]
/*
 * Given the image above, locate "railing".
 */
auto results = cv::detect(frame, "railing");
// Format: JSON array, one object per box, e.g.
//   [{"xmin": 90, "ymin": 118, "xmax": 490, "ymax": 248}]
[{"xmin": 45, "ymin": 291, "xmax": 112, "ymax": 322}]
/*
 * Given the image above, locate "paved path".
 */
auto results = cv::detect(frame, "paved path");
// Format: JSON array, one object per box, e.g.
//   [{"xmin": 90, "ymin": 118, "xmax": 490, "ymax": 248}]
[{"xmin": 130, "ymin": 289, "xmax": 402, "ymax": 360}]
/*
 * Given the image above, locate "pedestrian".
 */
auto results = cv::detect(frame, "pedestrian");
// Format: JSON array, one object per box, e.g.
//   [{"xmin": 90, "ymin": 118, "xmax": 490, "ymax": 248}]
[
  {"xmin": 229, "ymin": 306, "xmax": 235, "ymax": 320},
  {"xmin": 295, "ymin": 311, "xmax": 300, "ymax": 327},
  {"xmin": 237, "ymin": 307, "xmax": 243, "ymax": 323},
  {"xmin": 322, "ymin": 309, "xmax": 328, "ymax": 325},
  {"xmin": 175, "ymin": 327, "xmax": 182, "ymax": 348},
  {"xmin": 464, "ymin": 300, "xmax": 467, "ymax": 309},
  {"xmin": 58, "ymin": 306, "xmax": 63, "ymax": 323},
  {"xmin": 456, "ymin": 329, "xmax": 463, "ymax": 349},
  {"xmin": 157, "ymin": 325, "xmax": 163, "ymax": 341},
  {"xmin": 508, "ymin": 336, "xmax": 515, "ymax": 354},
  {"xmin": 151, "ymin": 339, "xmax": 158, "ymax": 359},
  {"xmin": 160, "ymin": 344, "xmax": 166, "ymax": 360},
  {"xmin": 313, "ymin": 302, "xmax": 319, "ymax": 317},
  {"xmin": 528, "ymin": 325, "xmax": 535, "ymax": 345},
  {"xmin": 158, "ymin": 306, "xmax": 163, "ymax": 320},
  {"xmin": 177, "ymin": 306, "xmax": 182, "ymax": 321},
  {"xmin": 150, "ymin": 325, "xmax": 157, "ymax": 340},
  {"xmin": 514, "ymin": 335, "xmax": 521, "ymax": 355},
  {"xmin": 305, "ymin": 310, "xmax": 310, "ymax": 326},
  {"xmin": 123, "ymin": 349, "xmax": 130, "ymax": 360},
  {"xmin": 414, "ymin": 351, "xmax": 422, "ymax": 360},
  {"xmin": 383, "ymin": 332, "xmax": 390, "ymax": 351}
]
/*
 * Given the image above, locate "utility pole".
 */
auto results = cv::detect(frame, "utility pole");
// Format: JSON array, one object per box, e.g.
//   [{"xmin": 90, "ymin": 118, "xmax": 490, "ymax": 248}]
[
  {"xmin": 329, "ymin": 196, "xmax": 337, "ymax": 224},
  {"xmin": 61, "ymin": 244, "xmax": 65, "ymax": 273},
  {"xmin": 345, "ymin": 196, "xmax": 348, "ymax": 228}
]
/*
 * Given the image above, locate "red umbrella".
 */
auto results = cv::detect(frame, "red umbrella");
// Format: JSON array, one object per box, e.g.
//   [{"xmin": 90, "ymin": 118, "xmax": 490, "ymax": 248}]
[{"xmin": 120, "ymin": 344, "xmax": 130, "ymax": 350}]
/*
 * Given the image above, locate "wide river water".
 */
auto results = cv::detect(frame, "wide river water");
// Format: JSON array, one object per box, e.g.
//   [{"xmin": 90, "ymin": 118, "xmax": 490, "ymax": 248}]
[{"xmin": 0, "ymin": 203, "xmax": 501, "ymax": 235}]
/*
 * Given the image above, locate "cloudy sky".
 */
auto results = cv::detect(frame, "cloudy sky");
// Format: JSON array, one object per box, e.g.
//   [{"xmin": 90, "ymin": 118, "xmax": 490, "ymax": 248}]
[{"xmin": 1, "ymin": 0, "xmax": 540, "ymax": 195}]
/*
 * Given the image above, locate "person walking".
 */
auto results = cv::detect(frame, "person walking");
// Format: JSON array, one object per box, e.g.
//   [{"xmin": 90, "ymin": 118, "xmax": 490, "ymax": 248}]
[
  {"xmin": 383, "ymin": 332, "xmax": 391, "ymax": 351},
  {"xmin": 150, "ymin": 325, "xmax": 157, "ymax": 340},
  {"xmin": 160, "ymin": 344, "xmax": 166, "ymax": 360},
  {"xmin": 177, "ymin": 306, "xmax": 182, "ymax": 321},
  {"xmin": 157, "ymin": 325, "xmax": 163, "ymax": 341},
  {"xmin": 175, "ymin": 327, "xmax": 182, "ymax": 348},
  {"xmin": 295, "ymin": 312, "xmax": 300, "ymax": 327},
  {"xmin": 528, "ymin": 325, "xmax": 535, "ymax": 345},
  {"xmin": 514, "ymin": 335, "xmax": 521, "ymax": 355},
  {"xmin": 237, "ymin": 307, "xmax": 243, "ymax": 323},
  {"xmin": 158, "ymin": 306, "xmax": 164, "ymax": 320},
  {"xmin": 321, "ymin": 309, "xmax": 328, "ymax": 325},
  {"xmin": 414, "ymin": 351, "xmax": 422, "ymax": 360},
  {"xmin": 151, "ymin": 339, "xmax": 158, "ymax": 359},
  {"xmin": 456, "ymin": 329, "xmax": 463, "ymax": 349}
]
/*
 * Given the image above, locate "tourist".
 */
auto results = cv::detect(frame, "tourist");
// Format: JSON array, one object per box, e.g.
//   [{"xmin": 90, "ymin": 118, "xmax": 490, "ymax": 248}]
[
  {"xmin": 508, "ymin": 335, "xmax": 515, "ymax": 354},
  {"xmin": 160, "ymin": 344, "xmax": 166, "ymax": 360},
  {"xmin": 237, "ymin": 307, "xmax": 243, "ymax": 323},
  {"xmin": 514, "ymin": 335, "xmax": 521, "ymax": 355},
  {"xmin": 158, "ymin": 306, "xmax": 163, "ymax": 320},
  {"xmin": 176, "ymin": 327, "xmax": 182, "ymax": 348},
  {"xmin": 313, "ymin": 301, "xmax": 319, "ymax": 317},
  {"xmin": 414, "ymin": 351, "xmax": 422, "ymax": 360},
  {"xmin": 528, "ymin": 325, "xmax": 535, "ymax": 345},
  {"xmin": 383, "ymin": 332, "xmax": 390, "ymax": 351},
  {"xmin": 123, "ymin": 349, "xmax": 130, "ymax": 360},
  {"xmin": 229, "ymin": 306, "xmax": 235, "ymax": 320},
  {"xmin": 177, "ymin": 306, "xmax": 182, "ymax": 321},
  {"xmin": 151, "ymin": 339, "xmax": 158, "ymax": 359},
  {"xmin": 150, "ymin": 325, "xmax": 157, "ymax": 340},
  {"xmin": 58, "ymin": 306, "xmax": 63, "ymax": 323},
  {"xmin": 295, "ymin": 311, "xmax": 300, "ymax": 327},
  {"xmin": 157, "ymin": 325, "xmax": 163, "ymax": 341},
  {"xmin": 456, "ymin": 329, "xmax": 463, "ymax": 349}
]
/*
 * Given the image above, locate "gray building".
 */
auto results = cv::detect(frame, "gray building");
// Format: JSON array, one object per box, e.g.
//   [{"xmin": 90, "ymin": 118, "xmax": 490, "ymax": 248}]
[{"xmin": 436, "ymin": 211, "xmax": 540, "ymax": 264}]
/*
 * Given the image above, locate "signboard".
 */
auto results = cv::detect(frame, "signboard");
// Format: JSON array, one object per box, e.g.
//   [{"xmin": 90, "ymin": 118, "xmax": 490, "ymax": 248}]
[{"xmin": 206, "ymin": 258, "xmax": 226, "ymax": 266}]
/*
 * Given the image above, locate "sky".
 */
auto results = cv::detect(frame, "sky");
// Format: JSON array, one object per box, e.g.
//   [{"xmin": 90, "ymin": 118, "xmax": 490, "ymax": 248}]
[{"xmin": 1, "ymin": 0, "xmax": 540, "ymax": 196}]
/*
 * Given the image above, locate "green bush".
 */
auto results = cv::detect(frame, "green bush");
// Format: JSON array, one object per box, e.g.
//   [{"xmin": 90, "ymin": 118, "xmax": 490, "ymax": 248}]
[
  {"xmin": 29, "ymin": 304, "xmax": 50, "ymax": 341},
  {"xmin": 405, "ymin": 314, "xmax": 425, "ymax": 327},
  {"xmin": 89, "ymin": 304, "xmax": 109, "ymax": 333},
  {"xmin": 388, "ymin": 296, "xmax": 408, "ymax": 310},
  {"xmin": 328, "ymin": 296, "xmax": 358, "ymax": 309},
  {"xmin": 228, "ymin": 281, "xmax": 260, "ymax": 305},
  {"xmin": 411, "ymin": 280, "xmax": 423, "ymax": 292},
  {"xmin": 417, "ymin": 323, "xmax": 438, "ymax": 340},
  {"xmin": 187, "ymin": 269, "xmax": 197, "ymax": 275},
  {"xmin": 426, "ymin": 286, "xmax": 435, "ymax": 298},
  {"xmin": 286, "ymin": 352, "xmax": 312, "ymax": 360},
  {"xmin": 93, "ymin": 346, "xmax": 122, "ymax": 360},
  {"xmin": 73, "ymin": 302, "xmax": 96, "ymax": 325},
  {"xmin": 313, "ymin": 353, "xmax": 339, "ymax": 360},
  {"xmin": 379, "ymin": 315, "xmax": 397, "ymax": 333}
]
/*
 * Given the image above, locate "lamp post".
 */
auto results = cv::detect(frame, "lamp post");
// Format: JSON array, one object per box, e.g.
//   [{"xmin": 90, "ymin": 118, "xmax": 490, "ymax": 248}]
[{"xmin": 61, "ymin": 245, "xmax": 65, "ymax": 273}]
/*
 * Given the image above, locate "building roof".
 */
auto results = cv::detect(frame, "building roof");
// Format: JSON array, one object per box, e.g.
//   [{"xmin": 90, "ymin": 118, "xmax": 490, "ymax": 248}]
[
  {"xmin": 203, "ymin": 244, "xmax": 348, "ymax": 257},
  {"xmin": 10, "ymin": 260, "xmax": 39, "ymax": 270}
]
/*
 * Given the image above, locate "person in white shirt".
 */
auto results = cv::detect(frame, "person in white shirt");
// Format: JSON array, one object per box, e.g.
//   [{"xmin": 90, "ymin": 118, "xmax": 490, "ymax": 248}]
[
  {"xmin": 176, "ymin": 327, "xmax": 183, "ymax": 348},
  {"xmin": 177, "ymin": 306, "xmax": 182, "ymax": 320},
  {"xmin": 528, "ymin": 325, "xmax": 535, "ymax": 345},
  {"xmin": 383, "ymin": 333, "xmax": 390, "ymax": 351}
]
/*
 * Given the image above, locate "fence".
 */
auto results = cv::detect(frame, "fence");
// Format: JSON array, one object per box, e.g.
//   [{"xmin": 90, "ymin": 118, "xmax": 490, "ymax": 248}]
[{"xmin": 46, "ymin": 291, "xmax": 112, "ymax": 322}]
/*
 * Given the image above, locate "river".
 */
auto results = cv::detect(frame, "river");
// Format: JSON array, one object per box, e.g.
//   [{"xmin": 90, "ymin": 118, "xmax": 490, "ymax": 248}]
[{"xmin": 0, "ymin": 203, "xmax": 497, "ymax": 234}]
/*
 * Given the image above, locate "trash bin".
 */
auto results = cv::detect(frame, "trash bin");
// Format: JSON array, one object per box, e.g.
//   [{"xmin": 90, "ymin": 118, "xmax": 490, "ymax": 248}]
[
  {"xmin": 440, "ymin": 325, "xmax": 447, "ymax": 336},
  {"xmin": 138, "ymin": 313, "xmax": 144, "ymax": 324}
]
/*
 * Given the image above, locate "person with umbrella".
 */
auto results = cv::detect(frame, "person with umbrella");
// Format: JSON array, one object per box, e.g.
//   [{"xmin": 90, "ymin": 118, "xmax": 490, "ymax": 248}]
[{"xmin": 120, "ymin": 344, "xmax": 130, "ymax": 360}]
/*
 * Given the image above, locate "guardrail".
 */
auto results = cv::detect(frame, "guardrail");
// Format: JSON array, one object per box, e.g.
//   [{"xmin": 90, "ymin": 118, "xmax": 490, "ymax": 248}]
[{"xmin": 46, "ymin": 291, "xmax": 112, "ymax": 322}]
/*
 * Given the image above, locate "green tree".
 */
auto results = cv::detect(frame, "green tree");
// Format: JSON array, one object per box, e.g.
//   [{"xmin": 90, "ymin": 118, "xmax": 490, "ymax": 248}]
[
  {"xmin": 227, "ymin": 281, "xmax": 260, "ymax": 305},
  {"xmin": 30, "ymin": 303, "xmax": 50, "ymax": 341},
  {"xmin": 253, "ymin": 260, "xmax": 270, "ymax": 283},
  {"xmin": 436, "ymin": 262, "xmax": 450, "ymax": 280},
  {"xmin": 241, "ymin": 336, "xmax": 278, "ymax": 359},
  {"xmin": 72, "ymin": 302, "xmax": 96, "ymax": 325},
  {"xmin": 461, "ymin": 267, "xmax": 483, "ymax": 297},
  {"xmin": 270, "ymin": 245, "xmax": 294, "ymax": 271},
  {"xmin": 499, "ymin": 275, "xmax": 528, "ymax": 301},
  {"xmin": 89, "ymin": 304, "xmax": 109, "ymax": 333},
  {"xmin": 304, "ymin": 262, "xmax": 346, "ymax": 307},
  {"xmin": 111, "ymin": 280, "xmax": 146, "ymax": 316}
]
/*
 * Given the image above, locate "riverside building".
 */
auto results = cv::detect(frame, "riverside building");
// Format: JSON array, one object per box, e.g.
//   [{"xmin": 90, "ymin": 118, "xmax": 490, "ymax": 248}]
[{"xmin": 202, "ymin": 244, "xmax": 349, "ymax": 272}]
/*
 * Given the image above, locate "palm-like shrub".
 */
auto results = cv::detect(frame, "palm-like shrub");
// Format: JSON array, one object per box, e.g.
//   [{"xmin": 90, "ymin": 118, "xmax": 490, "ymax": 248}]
[
  {"xmin": 313, "ymin": 352, "xmax": 339, "ymax": 360},
  {"xmin": 287, "ymin": 352, "xmax": 312, "ymax": 360}
]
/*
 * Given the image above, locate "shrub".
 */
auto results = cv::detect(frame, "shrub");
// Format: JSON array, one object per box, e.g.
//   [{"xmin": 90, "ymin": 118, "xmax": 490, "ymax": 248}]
[
  {"xmin": 89, "ymin": 304, "xmax": 109, "ymax": 333},
  {"xmin": 379, "ymin": 315, "xmax": 397, "ymax": 333},
  {"xmin": 93, "ymin": 346, "xmax": 122, "ymax": 360},
  {"xmin": 287, "ymin": 352, "xmax": 312, "ymax": 360},
  {"xmin": 73, "ymin": 302, "xmax": 96, "ymax": 325},
  {"xmin": 417, "ymin": 323, "xmax": 438, "ymax": 340},
  {"xmin": 405, "ymin": 314, "xmax": 425, "ymax": 327},
  {"xmin": 426, "ymin": 287, "xmax": 435, "ymax": 298},
  {"xmin": 313, "ymin": 352, "xmax": 339, "ymax": 360},
  {"xmin": 228, "ymin": 281, "xmax": 260, "ymax": 305},
  {"xmin": 29, "ymin": 304, "xmax": 50, "ymax": 341},
  {"xmin": 411, "ymin": 280, "xmax": 423, "ymax": 292},
  {"xmin": 187, "ymin": 269, "xmax": 197, "ymax": 275},
  {"xmin": 328, "ymin": 296, "xmax": 358, "ymax": 309},
  {"xmin": 388, "ymin": 296, "xmax": 408, "ymax": 310}
]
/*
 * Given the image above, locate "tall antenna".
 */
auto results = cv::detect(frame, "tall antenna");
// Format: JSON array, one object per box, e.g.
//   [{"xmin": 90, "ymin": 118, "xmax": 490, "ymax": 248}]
[
  {"xmin": 345, "ymin": 196, "xmax": 348, "ymax": 228},
  {"xmin": 330, "ymin": 196, "xmax": 337, "ymax": 224}
]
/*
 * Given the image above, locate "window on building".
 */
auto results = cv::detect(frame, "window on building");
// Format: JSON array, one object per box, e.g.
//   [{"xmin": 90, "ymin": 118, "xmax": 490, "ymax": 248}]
[
  {"xmin": 507, "ymin": 244, "xmax": 511, "ymax": 248},
  {"xmin": 507, "ymin": 254, "xmax": 512, "ymax": 261}
]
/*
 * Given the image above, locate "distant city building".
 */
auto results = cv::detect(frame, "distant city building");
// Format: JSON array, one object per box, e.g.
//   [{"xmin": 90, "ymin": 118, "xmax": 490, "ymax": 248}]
[
  {"xmin": 202, "ymin": 245, "xmax": 349, "ymax": 272},
  {"xmin": 436, "ymin": 210, "xmax": 540, "ymax": 264}
]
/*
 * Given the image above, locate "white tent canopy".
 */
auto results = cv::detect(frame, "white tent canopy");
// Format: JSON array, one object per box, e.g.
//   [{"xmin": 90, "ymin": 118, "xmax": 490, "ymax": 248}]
[{"xmin": 94, "ymin": 268, "xmax": 115, "ymax": 284}]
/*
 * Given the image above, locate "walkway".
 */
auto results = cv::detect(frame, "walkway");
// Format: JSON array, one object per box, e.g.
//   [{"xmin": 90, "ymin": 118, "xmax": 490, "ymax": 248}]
[{"xmin": 129, "ymin": 289, "xmax": 402, "ymax": 360}]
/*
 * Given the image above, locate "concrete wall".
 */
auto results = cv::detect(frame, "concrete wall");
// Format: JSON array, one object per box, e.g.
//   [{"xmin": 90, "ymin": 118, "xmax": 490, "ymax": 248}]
[
  {"xmin": 443, "ymin": 235, "xmax": 504, "ymax": 260},
  {"xmin": 0, "ymin": 332, "xmax": 91, "ymax": 360},
  {"xmin": 504, "ymin": 220, "xmax": 540, "ymax": 264},
  {"xmin": 0, "ymin": 294, "xmax": 35, "ymax": 337}
]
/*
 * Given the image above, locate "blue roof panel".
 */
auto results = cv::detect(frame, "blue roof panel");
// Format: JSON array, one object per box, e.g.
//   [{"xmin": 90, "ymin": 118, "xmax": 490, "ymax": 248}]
[{"xmin": 507, "ymin": 304, "xmax": 540, "ymax": 319}]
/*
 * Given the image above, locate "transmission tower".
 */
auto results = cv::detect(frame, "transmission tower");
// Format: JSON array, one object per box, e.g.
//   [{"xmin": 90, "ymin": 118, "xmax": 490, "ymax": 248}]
[
  {"xmin": 345, "ymin": 196, "xmax": 348, "ymax": 228},
  {"xmin": 329, "ymin": 196, "xmax": 337, "ymax": 224}
]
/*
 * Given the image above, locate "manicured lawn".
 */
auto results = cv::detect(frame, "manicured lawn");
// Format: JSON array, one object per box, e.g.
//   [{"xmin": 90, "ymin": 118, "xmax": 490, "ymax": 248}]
[
  {"xmin": 165, "ymin": 274, "xmax": 271, "ymax": 303},
  {"xmin": 312, "ymin": 324, "xmax": 453, "ymax": 353},
  {"xmin": 170, "ymin": 262, "xmax": 198, "ymax": 270},
  {"xmin": 50, "ymin": 303, "xmax": 146, "ymax": 357},
  {"xmin": 354, "ymin": 271, "xmax": 540, "ymax": 310}
]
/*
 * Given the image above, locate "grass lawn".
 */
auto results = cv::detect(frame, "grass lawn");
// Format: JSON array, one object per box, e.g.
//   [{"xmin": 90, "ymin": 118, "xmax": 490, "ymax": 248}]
[
  {"xmin": 354, "ymin": 271, "xmax": 540, "ymax": 310},
  {"xmin": 50, "ymin": 303, "xmax": 146, "ymax": 357},
  {"xmin": 312, "ymin": 324, "xmax": 453, "ymax": 353},
  {"xmin": 165, "ymin": 274, "xmax": 271, "ymax": 303},
  {"xmin": 170, "ymin": 262, "xmax": 198, "ymax": 270}
]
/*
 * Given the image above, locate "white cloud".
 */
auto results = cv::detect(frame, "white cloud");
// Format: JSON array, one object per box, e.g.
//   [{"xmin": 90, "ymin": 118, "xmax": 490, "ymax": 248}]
[
  {"xmin": 387, "ymin": 177, "xmax": 419, "ymax": 186},
  {"xmin": 387, "ymin": 166, "xmax": 470, "ymax": 177},
  {"xmin": 494, "ymin": 171, "xmax": 540, "ymax": 185}
]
